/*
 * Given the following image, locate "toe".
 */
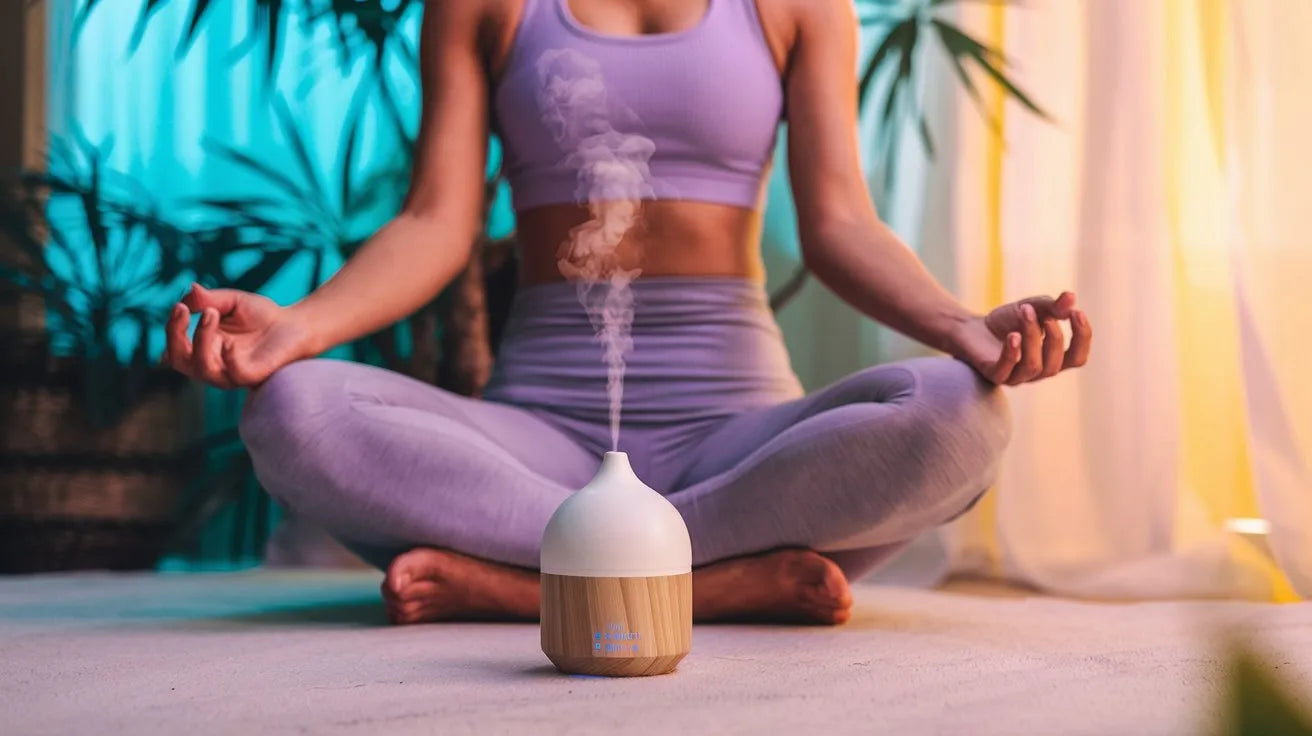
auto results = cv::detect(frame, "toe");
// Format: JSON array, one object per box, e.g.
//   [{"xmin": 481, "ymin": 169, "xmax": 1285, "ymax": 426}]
[
  {"xmin": 385, "ymin": 548, "xmax": 441, "ymax": 593},
  {"xmin": 382, "ymin": 569, "xmax": 412, "ymax": 598},
  {"xmin": 792, "ymin": 551, "xmax": 853, "ymax": 623},
  {"xmin": 396, "ymin": 580, "xmax": 442, "ymax": 604},
  {"xmin": 393, "ymin": 602, "xmax": 425, "ymax": 625},
  {"xmin": 400, "ymin": 598, "xmax": 446, "ymax": 624}
]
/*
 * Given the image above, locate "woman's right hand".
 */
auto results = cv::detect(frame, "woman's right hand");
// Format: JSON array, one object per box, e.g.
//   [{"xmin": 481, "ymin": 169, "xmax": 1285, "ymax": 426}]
[{"xmin": 163, "ymin": 283, "xmax": 314, "ymax": 389}]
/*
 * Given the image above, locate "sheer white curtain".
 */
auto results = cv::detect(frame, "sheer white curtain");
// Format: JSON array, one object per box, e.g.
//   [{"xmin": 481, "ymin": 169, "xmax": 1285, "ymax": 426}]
[{"xmin": 766, "ymin": 0, "xmax": 1309, "ymax": 600}]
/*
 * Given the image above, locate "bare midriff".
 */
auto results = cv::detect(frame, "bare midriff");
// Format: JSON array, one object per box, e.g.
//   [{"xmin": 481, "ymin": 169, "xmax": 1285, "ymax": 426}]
[{"xmin": 513, "ymin": 200, "xmax": 767, "ymax": 286}]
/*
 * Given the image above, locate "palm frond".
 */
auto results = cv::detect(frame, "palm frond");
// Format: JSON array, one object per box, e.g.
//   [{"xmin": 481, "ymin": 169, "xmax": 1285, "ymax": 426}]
[
  {"xmin": 200, "ymin": 139, "xmax": 314, "ymax": 207},
  {"xmin": 175, "ymin": 0, "xmax": 216, "ymax": 58},
  {"xmin": 126, "ymin": 0, "xmax": 171, "ymax": 54},
  {"xmin": 931, "ymin": 18, "xmax": 1050, "ymax": 121},
  {"xmin": 775, "ymin": 0, "xmax": 1050, "ymax": 314},
  {"xmin": 270, "ymin": 95, "xmax": 329, "ymax": 204},
  {"xmin": 855, "ymin": 0, "xmax": 1049, "ymax": 160}
]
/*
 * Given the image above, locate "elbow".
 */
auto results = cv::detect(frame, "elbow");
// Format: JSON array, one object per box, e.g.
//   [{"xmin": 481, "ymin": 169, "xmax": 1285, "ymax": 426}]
[
  {"xmin": 798, "ymin": 227, "xmax": 833, "ymax": 275},
  {"xmin": 798, "ymin": 211, "xmax": 865, "ymax": 273},
  {"xmin": 398, "ymin": 201, "xmax": 476, "ymax": 238},
  {"xmin": 799, "ymin": 239, "xmax": 827, "ymax": 274},
  {"xmin": 399, "ymin": 183, "xmax": 483, "ymax": 243},
  {"xmin": 387, "ymin": 206, "xmax": 481, "ymax": 276}
]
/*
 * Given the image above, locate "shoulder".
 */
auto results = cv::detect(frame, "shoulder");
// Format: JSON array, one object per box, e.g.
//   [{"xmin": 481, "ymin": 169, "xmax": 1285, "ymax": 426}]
[
  {"xmin": 421, "ymin": 0, "xmax": 523, "ymax": 37},
  {"xmin": 423, "ymin": 0, "xmax": 491, "ymax": 24},
  {"xmin": 783, "ymin": 0, "xmax": 855, "ymax": 39},
  {"xmin": 754, "ymin": 0, "xmax": 857, "ymax": 65},
  {"xmin": 422, "ymin": 0, "xmax": 523, "ymax": 62}
]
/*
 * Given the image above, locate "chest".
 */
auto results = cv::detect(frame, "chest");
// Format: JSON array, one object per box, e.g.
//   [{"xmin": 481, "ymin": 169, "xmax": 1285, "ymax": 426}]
[
  {"xmin": 563, "ymin": 0, "xmax": 712, "ymax": 36},
  {"xmin": 496, "ymin": 0, "xmax": 781, "ymax": 153}
]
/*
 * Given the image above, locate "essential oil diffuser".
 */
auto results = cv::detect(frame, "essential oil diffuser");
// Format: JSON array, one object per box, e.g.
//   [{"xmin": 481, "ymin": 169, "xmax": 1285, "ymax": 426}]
[{"xmin": 540, "ymin": 451, "xmax": 692, "ymax": 677}]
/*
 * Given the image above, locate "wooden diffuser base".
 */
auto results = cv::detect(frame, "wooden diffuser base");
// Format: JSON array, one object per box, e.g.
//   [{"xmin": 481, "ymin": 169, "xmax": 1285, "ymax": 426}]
[{"xmin": 541, "ymin": 572, "xmax": 692, "ymax": 677}]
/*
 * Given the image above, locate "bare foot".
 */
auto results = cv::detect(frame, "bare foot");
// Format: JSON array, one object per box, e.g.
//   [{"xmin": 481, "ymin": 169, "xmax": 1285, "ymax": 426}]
[
  {"xmin": 382, "ymin": 548, "xmax": 538, "ymax": 624},
  {"xmin": 382, "ymin": 546, "xmax": 852, "ymax": 626},
  {"xmin": 692, "ymin": 548, "xmax": 853, "ymax": 625}
]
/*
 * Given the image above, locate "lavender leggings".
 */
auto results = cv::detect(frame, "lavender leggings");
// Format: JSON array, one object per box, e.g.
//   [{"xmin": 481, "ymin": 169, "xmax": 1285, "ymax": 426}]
[{"xmin": 239, "ymin": 278, "xmax": 1010, "ymax": 579}]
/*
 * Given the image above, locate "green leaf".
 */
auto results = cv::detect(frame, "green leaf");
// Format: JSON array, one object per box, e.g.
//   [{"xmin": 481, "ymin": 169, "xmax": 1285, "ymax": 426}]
[
  {"xmin": 345, "ymin": 164, "xmax": 409, "ymax": 221},
  {"xmin": 80, "ymin": 153, "xmax": 113, "ymax": 293},
  {"xmin": 127, "ymin": 0, "xmax": 172, "ymax": 55},
  {"xmin": 917, "ymin": 113, "xmax": 936, "ymax": 158},
  {"xmin": 872, "ymin": 16, "xmax": 921, "ymax": 162},
  {"xmin": 270, "ymin": 95, "xmax": 328, "ymax": 204},
  {"xmin": 228, "ymin": 248, "xmax": 298, "ymax": 294},
  {"xmin": 931, "ymin": 18, "xmax": 1051, "ymax": 122},
  {"xmin": 44, "ymin": 211, "xmax": 83, "ymax": 270},
  {"xmin": 375, "ymin": 74, "xmax": 414, "ymax": 154},
  {"xmin": 194, "ymin": 196, "xmax": 290, "ymax": 214},
  {"xmin": 262, "ymin": 0, "xmax": 285, "ymax": 81},
  {"xmin": 306, "ymin": 248, "xmax": 325, "ymax": 291},
  {"xmin": 176, "ymin": 0, "xmax": 216, "ymax": 58},
  {"xmin": 340, "ymin": 111, "xmax": 362, "ymax": 214},
  {"xmin": 971, "ymin": 50, "xmax": 1050, "ymax": 121},
  {"xmin": 72, "ymin": 0, "xmax": 106, "ymax": 41},
  {"xmin": 225, "ymin": 0, "xmax": 288, "ymax": 84},
  {"xmin": 201, "ymin": 139, "xmax": 311, "ymax": 204},
  {"xmin": 931, "ymin": 19, "xmax": 1000, "ymax": 135},
  {"xmin": 859, "ymin": 17, "xmax": 917, "ymax": 108}
]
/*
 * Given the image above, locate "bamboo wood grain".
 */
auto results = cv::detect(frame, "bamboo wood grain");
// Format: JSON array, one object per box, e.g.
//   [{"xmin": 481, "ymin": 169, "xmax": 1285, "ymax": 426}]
[{"xmin": 541, "ymin": 572, "xmax": 691, "ymax": 677}]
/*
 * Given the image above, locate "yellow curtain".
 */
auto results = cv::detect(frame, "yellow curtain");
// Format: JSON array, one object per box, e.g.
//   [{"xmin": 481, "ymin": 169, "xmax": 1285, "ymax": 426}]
[
  {"xmin": 938, "ymin": 0, "xmax": 1308, "ymax": 601},
  {"xmin": 767, "ymin": 1, "xmax": 1310, "ymax": 600}
]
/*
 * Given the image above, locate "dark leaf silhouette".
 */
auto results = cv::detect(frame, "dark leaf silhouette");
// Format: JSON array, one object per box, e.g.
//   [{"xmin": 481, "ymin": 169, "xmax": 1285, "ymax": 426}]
[{"xmin": 777, "ymin": 0, "xmax": 1049, "ymax": 310}]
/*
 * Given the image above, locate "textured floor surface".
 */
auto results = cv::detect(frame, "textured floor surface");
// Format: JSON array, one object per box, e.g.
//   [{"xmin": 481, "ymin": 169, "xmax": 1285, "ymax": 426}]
[{"xmin": 2, "ymin": 570, "xmax": 1309, "ymax": 735}]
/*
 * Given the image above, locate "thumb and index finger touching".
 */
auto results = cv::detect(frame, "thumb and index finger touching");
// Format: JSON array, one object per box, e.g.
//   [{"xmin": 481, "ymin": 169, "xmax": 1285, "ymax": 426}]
[
  {"xmin": 180, "ymin": 282, "xmax": 243, "ymax": 317},
  {"xmin": 163, "ymin": 284, "xmax": 241, "ymax": 377},
  {"xmin": 1017, "ymin": 291, "xmax": 1077, "ymax": 321}
]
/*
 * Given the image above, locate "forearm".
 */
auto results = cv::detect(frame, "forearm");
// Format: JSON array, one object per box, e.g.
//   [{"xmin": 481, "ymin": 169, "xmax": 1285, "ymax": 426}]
[
  {"xmin": 803, "ymin": 216, "xmax": 977, "ymax": 357},
  {"xmin": 286, "ymin": 211, "xmax": 475, "ymax": 356}
]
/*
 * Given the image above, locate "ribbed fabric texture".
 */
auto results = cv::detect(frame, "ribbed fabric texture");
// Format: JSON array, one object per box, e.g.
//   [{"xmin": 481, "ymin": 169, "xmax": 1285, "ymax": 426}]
[{"xmin": 492, "ymin": 0, "xmax": 783, "ymax": 210}]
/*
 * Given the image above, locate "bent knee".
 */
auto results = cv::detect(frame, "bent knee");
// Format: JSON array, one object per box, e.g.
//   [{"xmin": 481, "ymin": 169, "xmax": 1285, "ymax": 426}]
[
  {"xmin": 238, "ymin": 359, "xmax": 352, "ymax": 499},
  {"xmin": 879, "ymin": 359, "xmax": 1010, "ymax": 509},
  {"xmin": 239, "ymin": 360, "xmax": 342, "ymax": 442},
  {"xmin": 909, "ymin": 357, "xmax": 1011, "ymax": 462}
]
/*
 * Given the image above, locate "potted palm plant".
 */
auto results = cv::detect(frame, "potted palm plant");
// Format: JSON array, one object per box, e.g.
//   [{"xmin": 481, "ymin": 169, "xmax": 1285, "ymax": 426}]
[{"xmin": 0, "ymin": 134, "xmax": 301, "ymax": 572}]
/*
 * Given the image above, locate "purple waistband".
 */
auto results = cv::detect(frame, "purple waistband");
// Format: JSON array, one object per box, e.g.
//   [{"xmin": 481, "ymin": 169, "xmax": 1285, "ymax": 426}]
[{"xmin": 484, "ymin": 277, "xmax": 803, "ymax": 425}]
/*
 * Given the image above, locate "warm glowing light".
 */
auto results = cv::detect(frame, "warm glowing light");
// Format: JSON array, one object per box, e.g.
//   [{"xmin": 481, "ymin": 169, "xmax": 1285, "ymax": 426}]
[{"xmin": 1224, "ymin": 518, "xmax": 1271, "ymax": 535}]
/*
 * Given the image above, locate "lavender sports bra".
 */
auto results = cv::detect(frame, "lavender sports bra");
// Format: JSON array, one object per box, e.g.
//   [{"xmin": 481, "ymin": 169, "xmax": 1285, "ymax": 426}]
[{"xmin": 492, "ymin": 0, "xmax": 784, "ymax": 212}]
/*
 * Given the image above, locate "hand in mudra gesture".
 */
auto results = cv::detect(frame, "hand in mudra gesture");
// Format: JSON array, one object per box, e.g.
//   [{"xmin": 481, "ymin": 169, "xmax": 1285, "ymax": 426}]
[
  {"xmin": 162, "ymin": 283, "xmax": 311, "ymax": 389},
  {"xmin": 956, "ymin": 292, "xmax": 1092, "ymax": 385}
]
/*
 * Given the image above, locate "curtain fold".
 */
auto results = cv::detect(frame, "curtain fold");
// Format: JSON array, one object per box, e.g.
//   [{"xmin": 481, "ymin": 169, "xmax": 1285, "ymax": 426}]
[
  {"xmin": 771, "ymin": 0, "xmax": 1308, "ymax": 600},
  {"xmin": 1225, "ymin": 0, "xmax": 1312, "ymax": 599}
]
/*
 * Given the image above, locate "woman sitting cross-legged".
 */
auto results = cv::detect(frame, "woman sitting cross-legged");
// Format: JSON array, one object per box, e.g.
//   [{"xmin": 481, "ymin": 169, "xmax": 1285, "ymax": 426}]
[{"xmin": 163, "ymin": 0, "xmax": 1091, "ymax": 625}]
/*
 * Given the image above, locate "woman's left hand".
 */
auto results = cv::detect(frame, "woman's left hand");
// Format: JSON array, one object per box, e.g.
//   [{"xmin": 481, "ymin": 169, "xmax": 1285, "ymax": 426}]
[{"xmin": 954, "ymin": 292, "xmax": 1093, "ymax": 386}]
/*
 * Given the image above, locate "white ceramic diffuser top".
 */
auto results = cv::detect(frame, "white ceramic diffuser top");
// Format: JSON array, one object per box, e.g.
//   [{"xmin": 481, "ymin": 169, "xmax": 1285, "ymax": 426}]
[{"xmin": 540, "ymin": 452, "xmax": 692, "ymax": 577}]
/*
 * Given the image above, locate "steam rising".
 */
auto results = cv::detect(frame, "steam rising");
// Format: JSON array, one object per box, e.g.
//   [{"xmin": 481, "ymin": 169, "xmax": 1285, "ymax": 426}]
[{"xmin": 536, "ymin": 49, "xmax": 655, "ymax": 451}]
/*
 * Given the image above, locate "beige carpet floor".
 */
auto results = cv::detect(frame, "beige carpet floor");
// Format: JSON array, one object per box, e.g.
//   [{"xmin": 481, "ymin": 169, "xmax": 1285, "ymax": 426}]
[{"xmin": 2, "ymin": 570, "xmax": 1309, "ymax": 735}]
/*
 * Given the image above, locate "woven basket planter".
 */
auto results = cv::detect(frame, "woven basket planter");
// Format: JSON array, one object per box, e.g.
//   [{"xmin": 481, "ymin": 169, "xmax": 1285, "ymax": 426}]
[{"xmin": 0, "ymin": 339, "xmax": 205, "ymax": 573}]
